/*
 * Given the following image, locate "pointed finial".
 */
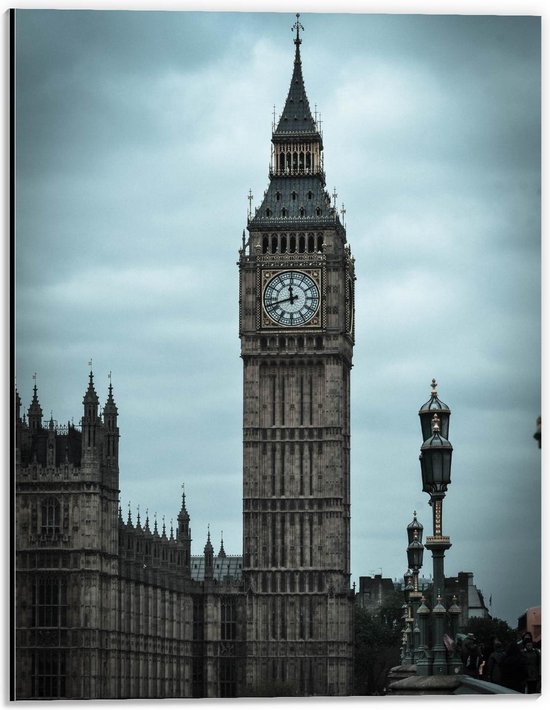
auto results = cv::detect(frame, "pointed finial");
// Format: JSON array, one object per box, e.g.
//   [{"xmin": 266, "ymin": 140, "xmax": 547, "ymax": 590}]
[
  {"xmin": 162, "ymin": 515, "xmax": 166, "ymax": 537},
  {"xmin": 144, "ymin": 508, "xmax": 150, "ymax": 531},
  {"xmin": 153, "ymin": 512, "xmax": 158, "ymax": 535},
  {"xmin": 136, "ymin": 504, "xmax": 141, "ymax": 528},
  {"xmin": 218, "ymin": 530, "xmax": 227, "ymax": 558},
  {"xmin": 247, "ymin": 189, "xmax": 254, "ymax": 219},
  {"xmin": 292, "ymin": 13, "xmax": 304, "ymax": 46},
  {"xmin": 431, "ymin": 378, "xmax": 438, "ymax": 396},
  {"xmin": 170, "ymin": 519, "xmax": 174, "ymax": 540},
  {"xmin": 332, "ymin": 187, "xmax": 338, "ymax": 207}
]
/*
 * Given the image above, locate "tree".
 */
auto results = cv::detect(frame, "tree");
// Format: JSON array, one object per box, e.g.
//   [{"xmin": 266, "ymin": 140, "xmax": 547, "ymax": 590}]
[
  {"xmin": 353, "ymin": 604, "xmax": 402, "ymax": 695},
  {"xmin": 464, "ymin": 617, "xmax": 516, "ymax": 654}
]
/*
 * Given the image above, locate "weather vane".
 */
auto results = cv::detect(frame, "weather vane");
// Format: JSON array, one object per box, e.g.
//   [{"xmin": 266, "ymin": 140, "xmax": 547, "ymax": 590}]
[{"xmin": 292, "ymin": 13, "xmax": 304, "ymax": 45}]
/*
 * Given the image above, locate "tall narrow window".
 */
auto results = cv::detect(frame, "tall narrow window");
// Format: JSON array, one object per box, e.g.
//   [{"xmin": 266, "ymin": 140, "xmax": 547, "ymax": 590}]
[
  {"xmin": 309, "ymin": 376, "xmax": 314, "ymax": 424},
  {"xmin": 41, "ymin": 498, "xmax": 60, "ymax": 537},
  {"xmin": 281, "ymin": 375, "xmax": 285, "ymax": 425},
  {"xmin": 299, "ymin": 444, "xmax": 304, "ymax": 496},
  {"xmin": 280, "ymin": 444, "xmax": 285, "ymax": 496},
  {"xmin": 309, "ymin": 443, "xmax": 314, "ymax": 495},
  {"xmin": 271, "ymin": 375, "xmax": 276, "ymax": 425},
  {"xmin": 280, "ymin": 513, "xmax": 286, "ymax": 566},
  {"xmin": 299, "ymin": 516, "xmax": 304, "ymax": 566},
  {"xmin": 300, "ymin": 376, "xmax": 304, "ymax": 425},
  {"xmin": 271, "ymin": 515, "xmax": 277, "ymax": 567},
  {"xmin": 309, "ymin": 516, "xmax": 314, "ymax": 566},
  {"xmin": 221, "ymin": 597, "xmax": 236, "ymax": 640},
  {"xmin": 271, "ymin": 445, "xmax": 276, "ymax": 496},
  {"xmin": 32, "ymin": 576, "xmax": 67, "ymax": 627},
  {"xmin": 32, "ymin": 651, "xmax": 66, "ymax": 698}
]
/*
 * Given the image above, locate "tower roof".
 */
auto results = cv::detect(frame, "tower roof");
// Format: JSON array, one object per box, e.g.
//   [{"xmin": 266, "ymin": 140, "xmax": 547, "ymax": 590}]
[
  {"xmin": 419, "ymin": 378, "xmax": 450, "ymax": 415},
  {"xmin": 177, "ymin": 484, "xmax": 190, "ymax": 522},
  {"xmin": 103, "ymin": 376, "xmax": 118, "ymax": 415},
  {"xmin": 273, "ymin": 15, "xmax": 321, "ymax": 143},
  {"xmin": 28, "ymin": 382, "xmax": 43, "ymax": 420},
  {"xmin": 204, "ymin": 527, "xmax": 214, "ymax": 556},
  {"xmin": 83, "ymin": 369, "xmax": 99, "ymax": 405}
]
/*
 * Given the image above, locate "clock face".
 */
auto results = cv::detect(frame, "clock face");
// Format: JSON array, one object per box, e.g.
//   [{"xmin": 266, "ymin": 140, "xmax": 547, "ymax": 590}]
[{"xmin": 263, "ymin": 270, "xmax": 320, "ymax": 327}]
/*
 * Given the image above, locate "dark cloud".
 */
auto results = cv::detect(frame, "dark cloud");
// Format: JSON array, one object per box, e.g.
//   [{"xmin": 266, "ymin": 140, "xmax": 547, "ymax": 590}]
[{"xmin": 15, "ymin": 10, "xmax": 540, "ymax": 626}]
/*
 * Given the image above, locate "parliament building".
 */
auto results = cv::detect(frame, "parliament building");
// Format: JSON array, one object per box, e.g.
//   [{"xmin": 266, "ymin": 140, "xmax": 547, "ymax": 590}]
[{"xmin": 14, "ymin": 18, "xmax": 356, "ymax": 699}]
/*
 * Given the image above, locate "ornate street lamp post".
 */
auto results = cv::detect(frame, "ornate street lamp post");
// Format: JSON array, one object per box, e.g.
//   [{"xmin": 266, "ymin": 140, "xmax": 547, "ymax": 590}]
[
  {"xmin": 415, "ymin": 379, "xmax": 462, "ymax": 676},
  {"xmin": 406, "ymin": 513, "xmax": 424, "ymax": 663}
]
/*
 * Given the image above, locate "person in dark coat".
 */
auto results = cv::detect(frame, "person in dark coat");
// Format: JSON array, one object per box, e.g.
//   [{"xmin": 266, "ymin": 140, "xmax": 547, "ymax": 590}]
[
  {"xmin": 486, "ymin": 639, "xmax": 506, "ymax": 686},
  {"xmin": 500, "ymin": 640, "xmax": 527, "ymax": 692},
  {"xmin": 522, "ymin": 639, "xmax": 541, "ymax": 693}
]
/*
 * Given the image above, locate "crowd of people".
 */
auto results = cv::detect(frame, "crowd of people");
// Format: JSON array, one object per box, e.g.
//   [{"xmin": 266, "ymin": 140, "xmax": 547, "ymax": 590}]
[{"xmin": 460, "ymin": 631, "xmax": 541, "ymax": 693}]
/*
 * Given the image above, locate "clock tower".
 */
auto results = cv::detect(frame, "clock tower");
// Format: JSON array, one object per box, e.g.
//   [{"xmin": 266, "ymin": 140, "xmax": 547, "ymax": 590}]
[{"xmin": 238, "ymin": 16, "xmax": 355, "ymax": 696}]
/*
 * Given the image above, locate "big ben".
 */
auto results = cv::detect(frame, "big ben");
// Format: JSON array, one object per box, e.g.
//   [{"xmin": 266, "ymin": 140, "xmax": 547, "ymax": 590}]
[{"xmin": 239, "ymin": 16, "xmax": 355, "ymax": 696}]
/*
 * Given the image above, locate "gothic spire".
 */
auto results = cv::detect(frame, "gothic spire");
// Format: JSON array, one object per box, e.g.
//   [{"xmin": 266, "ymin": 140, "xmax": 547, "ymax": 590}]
[
  {"xmin": 83, "ymin": 367, "xmax": 99, "ymax": 405},
  {"xmin": 27, "ymin": 376, "xmax": 43, "ymax": 430},
  {"xmin": 204, "ymin": 525, "xmax": 214, "ymax": 556},
  {"xmin": 103, "ymin": 372, "xmax": 118, "ymax": 416},
  {"xmin": 178, "ymin": 483, "xmax": 190, "ymax": 522},
  {"xmin": 274, "ymin": 14, "xmax": 320, "ymax": 141}
]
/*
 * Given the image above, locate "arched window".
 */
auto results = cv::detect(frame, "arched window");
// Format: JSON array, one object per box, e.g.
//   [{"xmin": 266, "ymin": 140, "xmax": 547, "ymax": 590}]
[
  {"xmin": 299, "ymin": 207, "xmax": 305, "ymax": 217},
  {"xmin": 279, "ymin": 154, "xmax": 285, "ymax": 172},
  {"xmin": 41, "ymin": 498, "xmax": 60, "ymax": 537},
  {"xmin": 292, "ymin": 191, "xmax": 297, "ymax": 201}
]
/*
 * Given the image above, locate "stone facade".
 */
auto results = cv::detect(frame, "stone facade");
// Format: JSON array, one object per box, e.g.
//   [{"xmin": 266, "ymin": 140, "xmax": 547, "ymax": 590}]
[
  {"xmin": 238, "ymin": 22, "xmax": 355, "ymax": 695},
  {"xmin": 14, "ymin": 379, "xmax": 245, "ymax": 699}
]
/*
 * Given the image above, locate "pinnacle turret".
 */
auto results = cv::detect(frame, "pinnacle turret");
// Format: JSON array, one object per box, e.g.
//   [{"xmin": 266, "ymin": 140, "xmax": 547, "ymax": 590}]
[
  {"xmin": 27, "ymin": 381, "xmax": 43, "ymax": 430},
  {"xmin": 103, "ymin": 376, "xmax": 118, "ymax": 417}
]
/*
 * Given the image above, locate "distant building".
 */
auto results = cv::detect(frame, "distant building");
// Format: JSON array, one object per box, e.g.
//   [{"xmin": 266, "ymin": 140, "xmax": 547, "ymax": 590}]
[
  {"xmin": 357, "ymin": 574, "xmax": 396, "ymax": 613},
  {"xmin": 357, "ymin": 570, "xmax": 489, "ymax": 629}
]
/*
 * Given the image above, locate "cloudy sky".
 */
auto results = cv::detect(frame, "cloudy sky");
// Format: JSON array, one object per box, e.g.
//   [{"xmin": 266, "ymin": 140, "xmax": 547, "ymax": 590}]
[{"xmin": 14, "ymin": 3, "xmax": 541, "ymax": 627}]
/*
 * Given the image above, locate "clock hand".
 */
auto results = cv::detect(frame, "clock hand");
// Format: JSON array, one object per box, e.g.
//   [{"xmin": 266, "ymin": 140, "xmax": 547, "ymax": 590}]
[{"xmin": 269, "ymin": 290, "xmax": 300, "ymax": 306}]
